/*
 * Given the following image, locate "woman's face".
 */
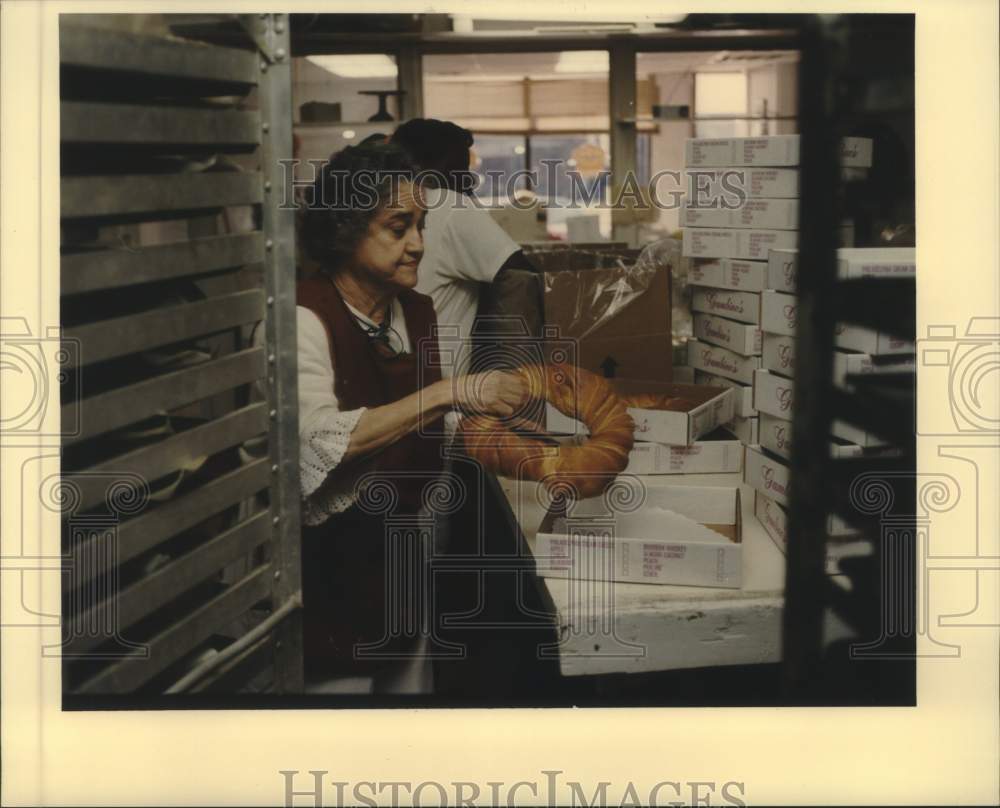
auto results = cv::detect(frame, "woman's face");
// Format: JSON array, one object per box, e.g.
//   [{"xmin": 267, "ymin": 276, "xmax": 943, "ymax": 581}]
[{"xmin": 350, "ymin": 180, "xmax": 426, "ymax": 290}]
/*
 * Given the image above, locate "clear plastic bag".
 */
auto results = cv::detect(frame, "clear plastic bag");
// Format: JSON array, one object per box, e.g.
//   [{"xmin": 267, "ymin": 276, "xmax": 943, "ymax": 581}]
[{"xmin": 543, "ymin": 239, "xmax": 675, "ymax": 341}]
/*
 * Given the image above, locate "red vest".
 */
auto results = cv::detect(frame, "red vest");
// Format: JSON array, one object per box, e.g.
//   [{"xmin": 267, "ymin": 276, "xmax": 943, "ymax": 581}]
[
  {"xmin": 297, "ymin": 277, "xmax": 446, "ymax": 510},
  {"xmin": 295, "ymin": 277, "xmax": 445, "ymax": 675}
]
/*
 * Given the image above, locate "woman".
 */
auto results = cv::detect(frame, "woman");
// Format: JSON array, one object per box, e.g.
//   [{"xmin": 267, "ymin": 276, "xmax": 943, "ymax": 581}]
[{"xmin": 293, "ymin": 143, "xmax": 529, "ymax": 694}]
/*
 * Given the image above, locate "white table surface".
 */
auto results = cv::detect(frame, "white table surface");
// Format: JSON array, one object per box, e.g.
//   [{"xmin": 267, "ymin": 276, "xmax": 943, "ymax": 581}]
[{"xmin": 499, "ymin": 473, "xmax": 789, "ymax": 676}]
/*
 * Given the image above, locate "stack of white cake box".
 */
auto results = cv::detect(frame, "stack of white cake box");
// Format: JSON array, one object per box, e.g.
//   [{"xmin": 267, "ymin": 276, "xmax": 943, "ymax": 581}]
[{"xmin": 678, "ymin": 134, "xmax": 916, "ymax": 574}]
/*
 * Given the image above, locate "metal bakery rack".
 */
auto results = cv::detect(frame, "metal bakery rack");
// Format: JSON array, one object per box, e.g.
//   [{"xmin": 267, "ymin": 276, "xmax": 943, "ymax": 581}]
[
  {"xmin": 782, "ymin": 15, "xmax": 917, "ymax": 704},
  {"xmin": 59, "ymin": 14, "xmax": 303, "ymax": 699}
]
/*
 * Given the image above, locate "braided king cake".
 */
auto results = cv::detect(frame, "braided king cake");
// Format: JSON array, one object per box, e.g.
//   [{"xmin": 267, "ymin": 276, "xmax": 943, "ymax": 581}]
[{"xmin": 459, "ymin": 363, "xmax": 635, "ymax": 500}]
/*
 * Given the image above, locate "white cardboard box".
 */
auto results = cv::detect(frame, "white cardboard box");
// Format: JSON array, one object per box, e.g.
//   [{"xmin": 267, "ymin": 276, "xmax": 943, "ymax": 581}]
[
  {"xmin": 834, "ymin": 350, "xmax": 875, "ymax": 386},
  {"xmin": 743, "ymin": 444, "xmax": 860, "ymax": 511},
  {"xmin": 752, "ymin": 369, "xmax": 795, "ymax": 419},
  {"xmin": 691, "ymin": 288, "xmax": 762, "ymax": 326},
  {"xmin": 684, "ymin": 166, "xmax": 799, "ymax": 198},
  {"xmin": 831, "ymin": 418, "xmax": 889, "ymax": 448},
  {"xmin": 759, "ymin": 340, "xmax": 914, "ymax": 386},
  {"xmin": 760, "ymin": 290, "xmax": 798, "ymax": 336},
  {"xmin": 834, "ymin": 350, "xmax": 916, "ymax": 386},
  {"xmin": 744, "ymin": 444, "xmax": 792, "ymax": 506},
  {"xmin": 687, "ymin": 339, "xmax": 761, "ymax": 385},
  {"xmin": 688, "ymin": 258, "xmax": 768, "ymax": 292},
  {"xmin": 536, "ymin": 482, "xmax": 743, "ymax": 588},
  {"xmin": 758, "ymin": 412, "xmax": 794, "ymax": 460},
  {"xmin": 683, "ymin": 227, "xmax": 798, "ymax": 260},
  {"xmin": 758, "ymin": 411, "xmax": 865, "ymax": 461},
  {"xmin": 766, "ymin": 248, "xmax": 798, "ymax": 293},
  {"xmin": 754, "ymin": 492, "xmax": 869, "ymax": 569},
  {"xmin": 694, "ymin": 369, "xmax": 755, "ymax": 417},
  {"xmin": 685, "ymin": 135, "xmax": 873, "ymax": 168},
  {"xmin": 761, "ymin": 332, "xmax": 795, "ymax": 377},
  {"xmin": 546, "ymin": 380, "xmax": 735, "ymax": 446},
  {"xmin": 767, "ymin": 246, "xmax": 916, "ymax": 294},
  {"xmin": 693, "ymin": 312, "xmax": 762, "ymax": 356},
  {"xmin": 724, "ymin": 414, "xmax": 758, "ymax": 445},
  {"xmin": 840, "ymin": 136, "xmax": 874, "ymax": 167},
  {"xmin": 835, "ymin": 322, "xmax": 915, "ymax": 355},
  {"xmin": 622, "ymin": 427, "xmax": 743, "ymax": 475},
  {"xmin": 685, "ymin": 135, "xmax": 801, "ymax": 167},
  {"xmin": 681, "ymin": 198, "xmax": 799, "ymax": 230}
]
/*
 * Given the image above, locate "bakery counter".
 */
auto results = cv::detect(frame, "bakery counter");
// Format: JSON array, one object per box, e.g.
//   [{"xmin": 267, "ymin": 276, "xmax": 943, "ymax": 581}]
[{"xmin": 498, "ymin": 473, "xmax": 788, "ymax": 677}]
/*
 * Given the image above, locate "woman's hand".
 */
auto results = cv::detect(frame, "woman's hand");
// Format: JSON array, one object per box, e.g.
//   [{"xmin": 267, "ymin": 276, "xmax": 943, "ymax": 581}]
[{"xmin": 452, "ymin": 369, "xmax": 531, "ymax": 419}]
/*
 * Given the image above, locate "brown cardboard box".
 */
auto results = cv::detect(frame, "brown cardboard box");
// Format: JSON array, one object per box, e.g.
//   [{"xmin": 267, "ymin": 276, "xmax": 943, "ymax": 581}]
[
  {"xmin": 569, "ymin": 334, "xmax": 673, "ymax": 381},
  {"xmin": 543, "ymin": 254, "xmax": 672, "ymax": 381}
]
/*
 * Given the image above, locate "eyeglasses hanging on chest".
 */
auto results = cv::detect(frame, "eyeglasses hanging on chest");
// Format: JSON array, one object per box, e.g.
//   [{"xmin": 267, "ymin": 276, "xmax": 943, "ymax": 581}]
[{"xmin": 353, "ymin": 305, "xmax": 406, "ymax": 358}]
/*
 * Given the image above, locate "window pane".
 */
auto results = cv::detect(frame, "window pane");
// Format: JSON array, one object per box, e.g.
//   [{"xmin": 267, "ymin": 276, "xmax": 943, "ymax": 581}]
[
  {"xmin": 423, "ymin": 52, "xmax": 608, "ymax": 133},
  {"xmin": 470, "ymin": 134, "xmax": 528, "ymax": 201},
  {"xmin": 529, "ymin": 134, "xmax": 611, "ymax": 239}
]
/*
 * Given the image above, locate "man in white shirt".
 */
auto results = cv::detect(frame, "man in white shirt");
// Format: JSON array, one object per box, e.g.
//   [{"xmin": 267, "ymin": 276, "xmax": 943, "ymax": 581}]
[{"xmin": 391, "ymin": 119, "xmax": 546, "ymax": 378}]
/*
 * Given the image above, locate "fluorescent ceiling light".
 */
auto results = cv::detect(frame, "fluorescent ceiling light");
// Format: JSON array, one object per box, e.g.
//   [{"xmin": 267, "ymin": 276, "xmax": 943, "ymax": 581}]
[
  {"xmin": 306, "ymin": 55, "xmax": 398, "ymax": 79},
  {"xmin": 554, "ymin": 51, "xmax": 609, "ymax": 74}
]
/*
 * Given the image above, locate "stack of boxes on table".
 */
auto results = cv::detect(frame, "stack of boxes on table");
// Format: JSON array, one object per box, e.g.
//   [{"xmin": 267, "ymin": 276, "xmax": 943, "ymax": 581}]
[
  {"xmin": 680, "ymin": 133, "xmax": 870, "ymax": 450},
  {"xmin": 527, "ymin": 242, "xmax": 746, "ymax": 589},
  {"xmin": 678, "ymin": 133, "xmax": 914, "ymax": 575},
  {"xmin": 749, "ymin": 244, "xmax": 916, "ymax": 574}
]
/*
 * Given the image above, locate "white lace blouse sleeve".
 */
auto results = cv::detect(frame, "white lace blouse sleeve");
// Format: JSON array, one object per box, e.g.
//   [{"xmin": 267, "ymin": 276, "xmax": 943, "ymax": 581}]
[{"xmin": 293, "ymin": 307, "xmax": 368, "ymax": 524}]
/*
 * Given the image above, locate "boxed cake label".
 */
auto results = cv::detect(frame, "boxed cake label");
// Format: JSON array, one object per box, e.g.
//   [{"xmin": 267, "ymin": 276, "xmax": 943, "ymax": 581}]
[
  {"xmin": 685, "ymin": 135, "xmax": 873, "ymax": 168},
  {"xmin": 688, "ymin": 258, "xmax": 768, "ymax": 292},
  {"xmin": 760, "ymin": 290, "xmax": 798, "ymax": 336},
  {"xmin": 685, "ymin": 135, "xmax": 800, "ymax": 167},
  {"xmin": 759, "ymin": 412, "xmax": 794, "ymax": 460},
  {"xmin": 681, "ymin": 197, "xmax": 798, "ymax": 230},
  {"xmin": 691, "ymin": 288, "xmax": 762, "ymax": 326},
  {"xmin": 682, "ymin": 227, "xmax": 798, "ymax": 261},
  {"xmin": 753, "ymin": 369, "xmax": 795, "ymax": 419},
  {"xmin": 693, "ymin": 312, "xmax": 762, "ymax": 356},
  {"xmin": 766, "ymin": 248, "xmax": 798, "ymax": 293},
  {"xmin": 744, "ymin": 445, "xmax": 791, "ymax": 506},
  {"xmin": 688, "ymin": 339, "xmax": 761, "ymax": 385},
  {"xmin": 762, "ymin": 332, "xmax": 795, "ymax": 377},
  {"xmin": 683, "ymin": 167, "xmax": 799, "ymax": 198},
  {"xmin": 625, "ymin": 431, "xmax": 742, "ymax": 475},
  {"xmin": 535, "ymin": 485, "xmax": 744, "ymax": 589}
]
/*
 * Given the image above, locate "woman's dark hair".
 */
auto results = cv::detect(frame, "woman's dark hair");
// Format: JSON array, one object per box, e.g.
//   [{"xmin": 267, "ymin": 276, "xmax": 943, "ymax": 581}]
[
  {"xmin": 299, "ymin": 142, "xmax": 418, "ymax": 274},
  {"xmin": 391, "ymin": 118, "xmax": 475, "ymax": 193}
]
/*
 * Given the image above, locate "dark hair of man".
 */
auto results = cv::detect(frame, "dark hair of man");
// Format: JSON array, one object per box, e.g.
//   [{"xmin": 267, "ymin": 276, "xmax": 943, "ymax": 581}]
[{"xmin": 391, "ymin": 118, "xmax": 475, "ymax": 194}]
